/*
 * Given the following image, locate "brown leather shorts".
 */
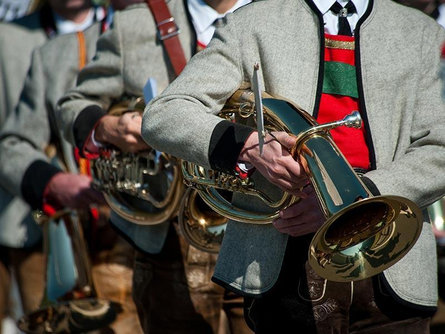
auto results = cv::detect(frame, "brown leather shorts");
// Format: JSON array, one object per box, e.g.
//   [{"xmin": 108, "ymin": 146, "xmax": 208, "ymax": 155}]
[
  {"xmin": 245, "ymin": 235, "xmax": 432, "ymax": 334},
  {"xmin": 132, "ymin": 223, "xmax": 252, "ymax": 334}
]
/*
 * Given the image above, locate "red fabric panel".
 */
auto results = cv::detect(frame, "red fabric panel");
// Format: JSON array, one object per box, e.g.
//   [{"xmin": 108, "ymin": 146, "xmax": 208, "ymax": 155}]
[{"xmin": 317, "ymin": 35, "xmax": 370, "ymax": 170}]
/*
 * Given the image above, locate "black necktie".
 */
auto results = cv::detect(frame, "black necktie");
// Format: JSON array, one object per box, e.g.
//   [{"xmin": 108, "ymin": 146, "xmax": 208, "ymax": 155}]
[{"xmin": 330, "ymin": 1, "xmax": 357, "ymax": 36}]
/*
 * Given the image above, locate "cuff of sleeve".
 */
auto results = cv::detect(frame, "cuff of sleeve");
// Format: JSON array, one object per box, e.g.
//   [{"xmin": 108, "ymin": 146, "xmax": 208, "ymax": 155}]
[
  {"xmin": 83, "ymin": 126, "xmax": 106, "ymax": 159},
  {"xmin": 360, "ymin": 175, "xmax": 380, "ymax": 196},
  {"xmin": 21, "ymin": 160, "xmax": 62, "ymax": 210},
  {"xmin": 90, "ymin": 128, "xmax": 106, "ymax": 148},
  {"xmin": 73, "ymin": 105, "xmax": 106, "ymax": 157},
  {"xmin": 208, "ymin": 120, "xmax": 254, "ymax": 173}
]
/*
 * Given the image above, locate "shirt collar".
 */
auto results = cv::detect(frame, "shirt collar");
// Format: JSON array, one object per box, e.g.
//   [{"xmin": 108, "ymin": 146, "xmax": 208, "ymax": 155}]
[
  {"xmin": 312, "ymin": 0, "xmax": 369, "ymax": 17},
  {"xmin": 187, "ymin": 0, "xmax": 251, "ymax": 35},
  {"xmin": 54, "ymin": 6, "xmax": 105, "ymax": 35}
]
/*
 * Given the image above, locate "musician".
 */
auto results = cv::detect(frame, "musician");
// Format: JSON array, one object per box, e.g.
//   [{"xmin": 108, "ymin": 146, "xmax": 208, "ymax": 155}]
[
  {"xmin": 141, "ymin": 0, "xmax": 445, "ymax": 332},
  {"xmin": 0, "ymin": 1, "xmax": 150, "ymax": 332},
  {"xmin": 57, "ymin": 1, "xmax": 253, "ymax": 333},
  {"xmin": 0, "ymin": 0, "xmax": 107, "ymax": 325}
]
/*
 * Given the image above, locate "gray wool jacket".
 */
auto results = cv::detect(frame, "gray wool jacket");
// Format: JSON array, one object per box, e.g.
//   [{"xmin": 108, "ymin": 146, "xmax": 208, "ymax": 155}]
[
  {"xmin": 0, "ymin": 21, "xmax": 102, "ymax": 248},
  {"xmin": 0, "ymin": 5, "xmax": 55, "ymax": 248},
  {"xmin": 56, "ymin": 1, "xmax": 195, "ymax": 253},
  {"xmin": 142, "ymin": 0, "xmax": 445, "ymax": 309},
  {"xmin": 0, "ymin": 7, "xmax": 52, "ymax": 126}
]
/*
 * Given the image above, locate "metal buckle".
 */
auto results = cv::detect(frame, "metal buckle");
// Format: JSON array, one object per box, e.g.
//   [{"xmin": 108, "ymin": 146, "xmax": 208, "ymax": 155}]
[{"xmin": 156, "ymin": 17, "xmax": 180, "ymax": 41}]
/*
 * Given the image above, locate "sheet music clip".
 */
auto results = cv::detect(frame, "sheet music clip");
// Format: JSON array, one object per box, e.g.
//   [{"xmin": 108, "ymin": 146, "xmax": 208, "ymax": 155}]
[{"xmin": 143, "ymin": 77, "xmax": 158, "ymax": 104}]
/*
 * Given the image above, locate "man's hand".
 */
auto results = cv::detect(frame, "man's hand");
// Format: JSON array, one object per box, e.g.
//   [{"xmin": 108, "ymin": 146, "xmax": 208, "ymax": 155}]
[
  {"xmin": 238, "ymin": 131, "xmax": 308, "ymax": 195},
  {"xmin": 44, "ymin": 173, "xmax": 106, "ymax": 211},
  {"xmin": 273, "ymin": 185, "xmax": 325, "ymax": 237},
  {"xmin": 95, "ymin": 112, "xmax": 150, "ymax": 152}
]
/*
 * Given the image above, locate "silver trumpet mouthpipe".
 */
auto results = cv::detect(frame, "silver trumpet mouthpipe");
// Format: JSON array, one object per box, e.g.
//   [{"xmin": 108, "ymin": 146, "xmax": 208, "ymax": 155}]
[
  {"xmin": 292, "ymin": 111, "xmax": 362, "ymax": 156},
  {"xmin": 313, "ymin": 110, "xmax": 362, "ymax": 133}
]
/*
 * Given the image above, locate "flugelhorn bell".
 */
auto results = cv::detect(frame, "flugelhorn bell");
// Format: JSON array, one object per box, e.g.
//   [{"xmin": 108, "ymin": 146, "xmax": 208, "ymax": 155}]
[{"xmin": 287, "ymin": 109, "xmax": 423, "ymax": 282}]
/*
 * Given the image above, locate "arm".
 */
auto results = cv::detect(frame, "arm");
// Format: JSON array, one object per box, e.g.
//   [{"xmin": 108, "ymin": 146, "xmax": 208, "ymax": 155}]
[
  {"xmin": 0, "ymin": 47, "xmax": 103, "ymax": 211},
  {"xmin": 57, "ymin": 13, "xmax": 148, "ymax": 156},
  {"xmin": 0, "ymin": 47, "xmax": 57, "ymax": 206},
  {"xmin": 143, "ymin": 13, "xmax": 314, "ymax": 236},
  {"xmin": 142, "ymin": 17, "xmax": 249, "ymax": 170}
]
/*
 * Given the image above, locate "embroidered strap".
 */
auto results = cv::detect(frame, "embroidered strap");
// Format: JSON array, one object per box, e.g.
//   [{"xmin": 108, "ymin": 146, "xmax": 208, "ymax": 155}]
[
  {"xmin": 76, "ymin": 31, "xmax": 88, "ymax": 70},
  {"xmin": 75, "ymin": 31, "xmax": 92, "ymax": 176},
  {"xmin": 146, "ymin": 0, "xmax": 187, "ymax": 77},
  {"xmin": 317, "ymin": 34, "xmax": 370, "ymax": 170}
]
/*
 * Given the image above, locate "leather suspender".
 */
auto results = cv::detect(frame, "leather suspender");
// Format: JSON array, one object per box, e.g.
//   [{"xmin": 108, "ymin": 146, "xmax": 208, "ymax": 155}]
[{"xmin": 145, "ymin": 0, "xmax": 187, "ymax": 77}]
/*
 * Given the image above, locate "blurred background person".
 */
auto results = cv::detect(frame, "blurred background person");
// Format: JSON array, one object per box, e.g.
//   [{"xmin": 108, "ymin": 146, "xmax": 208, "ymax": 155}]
[
  {"xmin": 1, "ymin": 1, "xmax": 145, "ymax": 332},
  {"xmin": 0, "ymin": 0, "xmax": 103, "ymax": 125},
  {"xmin": 0, "ymin": 0, "xmax": 114, "ymax": 332}
]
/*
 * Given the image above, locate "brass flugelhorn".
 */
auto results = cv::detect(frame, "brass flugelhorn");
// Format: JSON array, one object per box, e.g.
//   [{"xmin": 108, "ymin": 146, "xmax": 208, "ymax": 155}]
[
  {"xmin": 17, "ymin": 210, "xmax": 115, "ymax": 333},
  {"xmin": 182, "ymin": 68, "xmax": 423, "ymax": 281},
  {"xmin": 291, "ymin": 112, "xmax": 423, "ymax": 282}
]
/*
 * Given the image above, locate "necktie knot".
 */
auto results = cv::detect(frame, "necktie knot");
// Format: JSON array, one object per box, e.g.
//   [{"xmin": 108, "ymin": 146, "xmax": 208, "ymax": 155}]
[
  {"xmin": 330, "ymin": 1, "xmax": 356, "ymax": 36},
  {"xmin": 330, "ymin": 1, "xmax": 357, "ymax": 16}
]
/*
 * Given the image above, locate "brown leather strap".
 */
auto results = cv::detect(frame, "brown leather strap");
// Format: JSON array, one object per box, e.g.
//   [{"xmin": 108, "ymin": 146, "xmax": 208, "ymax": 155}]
[{"xmin": 146, "ymin": 0, "xmax": 187, "ymax": 77}]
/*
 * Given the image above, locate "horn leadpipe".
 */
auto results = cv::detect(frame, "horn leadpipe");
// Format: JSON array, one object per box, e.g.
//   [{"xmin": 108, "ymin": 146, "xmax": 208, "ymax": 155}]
[{"xmin": 292, "ymin": 111, "xmax": 361, "ymax": 156}]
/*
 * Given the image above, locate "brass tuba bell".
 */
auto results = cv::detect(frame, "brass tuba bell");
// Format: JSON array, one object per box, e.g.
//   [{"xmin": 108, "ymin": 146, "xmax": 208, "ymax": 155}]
[
  {"xmin": 182, "ymin": 83, "xmax": 423, "ymax": 282},
  {"xmin": 17, "ymin": 210, "xmax": 116, "ymax": 333},
  {"xmin": 91, "ymin": 97, "xmax": 184, "ymax": 225},
  {"xmin": 93, "ymin": 97, "xmax": 225, "ymax": 252},
  {"xmin": 178, "ymin": 187, "xmax": 228, "ymax": 253}
]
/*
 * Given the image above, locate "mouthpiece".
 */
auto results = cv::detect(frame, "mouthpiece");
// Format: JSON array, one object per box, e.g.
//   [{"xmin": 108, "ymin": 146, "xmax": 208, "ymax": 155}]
[{"xmin": 342, "ymin": 111, "xmax": 362, "ymax": 129}]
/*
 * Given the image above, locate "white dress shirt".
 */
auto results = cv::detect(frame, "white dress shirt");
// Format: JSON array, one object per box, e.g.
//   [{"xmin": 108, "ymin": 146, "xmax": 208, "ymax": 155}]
[
  {"xmin": 187, "ymin": 0, "xmax": 252, "ymax": 46},
  {"xmin": 54, "ymin": 6, "xmax": 106, "ymax": 35},
  {"xmin": 312, "ymin": 0, "xmax": 369, "ymax": 35}
]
